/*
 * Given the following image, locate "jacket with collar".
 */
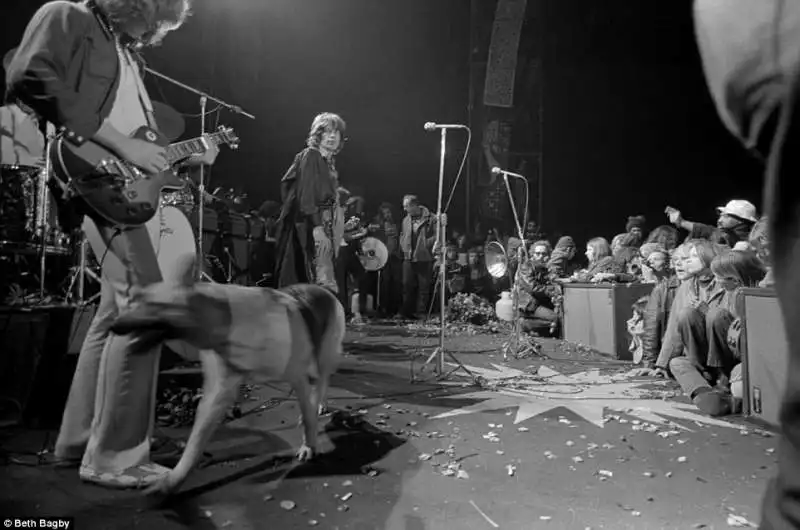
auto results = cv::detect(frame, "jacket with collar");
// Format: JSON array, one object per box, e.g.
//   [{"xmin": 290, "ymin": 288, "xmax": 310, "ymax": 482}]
[
  {"xmin": 7, "ymin": 1, "xmax": 131, "ymax": 146},
  {"xmin": 400, "ymin": 206, "xmax": 437, "ymax": 262}
]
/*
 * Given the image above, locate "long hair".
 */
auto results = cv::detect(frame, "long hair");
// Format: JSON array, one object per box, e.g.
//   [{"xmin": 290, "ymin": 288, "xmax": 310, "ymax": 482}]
[
  {"xmin": 614, "ymin": 245, "xmax": 640, "ymax": 267},
  {"xmin": 610, "ymin": 233, "xmax": 627, "ymax": 251},
  {"xmin": 671, "ymin": 241, "xmax": 690, "ymax": 261},
  {"xmin": 646, "ymin": 224, "xmax": 680, "ymax": 251},
  {"xmin": 306, "ymin": 112, "xmax": 347, "ymax": 154},
  {"xmin": 587, "ymin": 237, "xmax": 611, "ymax": 262},
  {"xmin": 96, "ymin": 0, "xmax": 191, "ymax": 47},
  {"xmin": 685, "ymin": 238, "xmax": 724, "ymax": 269},
  {"xmin": 710, "ymin": 249, "xmax": 767, "ymax": 287},
  {"xmin": 748, "ymin": 215, "xmax": 770, "ymax": 266}
]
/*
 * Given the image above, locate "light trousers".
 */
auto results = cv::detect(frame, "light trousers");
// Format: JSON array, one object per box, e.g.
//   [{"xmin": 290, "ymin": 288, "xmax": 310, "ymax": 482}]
[{"xmin": 54, "ymin": 206, "xmax": 194, "ymax": 473}]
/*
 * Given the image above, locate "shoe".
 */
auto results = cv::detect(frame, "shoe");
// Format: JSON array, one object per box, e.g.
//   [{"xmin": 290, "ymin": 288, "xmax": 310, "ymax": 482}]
[
  {"xmin": 693, "ymin": 389, "xmax": 733, "ymax": 417},
  {"xmin": 80, "ymin": 462, "xmax": 170, "ymax": 489}
]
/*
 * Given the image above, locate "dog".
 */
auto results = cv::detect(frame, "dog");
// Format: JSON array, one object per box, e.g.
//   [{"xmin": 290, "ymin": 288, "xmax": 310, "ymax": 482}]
[{"xmin": 110, "ymin": 256, "xmax": 346, "ymax": 496}]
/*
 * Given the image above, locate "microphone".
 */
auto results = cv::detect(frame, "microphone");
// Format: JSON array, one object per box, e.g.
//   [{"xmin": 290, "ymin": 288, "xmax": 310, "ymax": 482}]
[
  {"xmin": 491, "ymin": 166, "xmax": 528, "ymax": 180},
  {"xmin": 424, "ymin": 122, "xmax": 468, "ymax": 131}
]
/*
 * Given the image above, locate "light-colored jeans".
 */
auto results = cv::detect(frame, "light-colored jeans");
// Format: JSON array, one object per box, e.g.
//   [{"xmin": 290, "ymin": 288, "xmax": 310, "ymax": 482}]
[
  {"xmin": 668, "ymin": 356, "xmax": 712, "ymax": 399},
  {"xmin": 315, "ymin": 234, "xmax": 338, "ymax": 293},
  {"xmin": 55, "ymin": 213, "xmax": 168, "ymax": 474}
]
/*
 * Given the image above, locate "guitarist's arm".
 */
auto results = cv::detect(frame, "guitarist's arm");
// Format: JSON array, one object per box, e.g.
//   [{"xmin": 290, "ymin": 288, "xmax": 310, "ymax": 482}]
[
  {"xmin": 7, "ymin": 3, "xmax": 100, "ymax": 146},
  {"xmin": 7, "ymin": 3, "xmax": 167, "ymax": 174}
]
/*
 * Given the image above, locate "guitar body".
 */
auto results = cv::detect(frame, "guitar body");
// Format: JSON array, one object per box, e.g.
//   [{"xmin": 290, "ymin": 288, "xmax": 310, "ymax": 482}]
[{"xmin": 49, "ymin": 126, "xmax": 187, "ymax": 227}]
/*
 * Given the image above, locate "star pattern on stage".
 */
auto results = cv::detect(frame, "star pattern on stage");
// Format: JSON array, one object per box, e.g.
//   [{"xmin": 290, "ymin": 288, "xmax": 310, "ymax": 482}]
[{"xmin": 433, "ymin": 363, "xmax": 743, "ymax": 431}]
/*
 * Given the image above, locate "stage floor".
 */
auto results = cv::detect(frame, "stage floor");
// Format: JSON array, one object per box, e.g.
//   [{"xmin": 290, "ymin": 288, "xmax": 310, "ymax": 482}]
[{"xmin": 0, "ymin": 323, "xmax": 771, "ymax": 529}]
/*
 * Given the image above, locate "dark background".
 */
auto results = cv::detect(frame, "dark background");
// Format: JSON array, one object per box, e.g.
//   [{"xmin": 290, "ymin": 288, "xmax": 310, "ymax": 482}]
[{"xmin": 1, "ymin": 0, "xmax": 763, "ymax": 244}]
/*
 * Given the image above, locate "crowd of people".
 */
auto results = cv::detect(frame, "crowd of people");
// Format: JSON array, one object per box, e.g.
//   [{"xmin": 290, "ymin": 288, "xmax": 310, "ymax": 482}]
[{"xmin": 321, "ymin": 192, "xmax": 773, "ymax": 422}]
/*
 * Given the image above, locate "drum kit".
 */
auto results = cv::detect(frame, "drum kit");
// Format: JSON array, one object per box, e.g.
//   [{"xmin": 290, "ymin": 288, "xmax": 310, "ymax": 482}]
[
  {"xmin": 0, "ymin": 92, "xmax": 268, "ymax": 306},
  {"xmin": 0, "ymin": 162, "xmax": 77, "ymax": 304}
]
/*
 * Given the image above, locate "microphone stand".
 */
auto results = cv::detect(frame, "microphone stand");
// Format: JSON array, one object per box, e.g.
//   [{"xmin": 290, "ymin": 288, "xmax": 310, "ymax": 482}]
[
  {"xmin": 415, "ymin": 128, "xmax": 477, "ymax": 384},
  {"xmin": 143, "ymin": 66, "xmax": 255, "ymax": 281},
  {"xmin": 501, "ymin": 172, "xmax": 544, "ymax": 360},
  {"xmin": 36, "ymin": 134, "xmax": 53, "ymax": 300}
]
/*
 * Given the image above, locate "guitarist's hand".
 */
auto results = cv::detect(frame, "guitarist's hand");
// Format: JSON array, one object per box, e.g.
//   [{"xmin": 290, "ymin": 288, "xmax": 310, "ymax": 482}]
[
  {"xmin": 185, "ymin": 135, "xmax": 219, "ymax": 167},
  {"xmin": 119, "ymin": 138, "xmax": 168, "ymax": 174}
]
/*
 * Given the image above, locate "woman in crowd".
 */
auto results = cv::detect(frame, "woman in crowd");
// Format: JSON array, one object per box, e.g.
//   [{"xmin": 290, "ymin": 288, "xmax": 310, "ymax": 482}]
[
  {"xmin": 646, "ymin": 224, "xmax": 680, "ymax": 251},
  {"xmin": 705, "ymin": 249, "xmax": 766, "ymax": 376},
  {"xmin": 748, "ymin": 216, "xmax": 774, "ymax": 288},
  {"xmin": 568, "ymin": 237, "xmax": 624, "ymax": 283},
  {"xmin": 610, "ymin": 233, "xmax": 628, "ymax": 256},
  {"xmin": 275, "ymin": 113, "xmax": 347, "ymax": 292},
  {"xmin": 592, "ymin": 235, "xmax": 642, "ymax": 283}
]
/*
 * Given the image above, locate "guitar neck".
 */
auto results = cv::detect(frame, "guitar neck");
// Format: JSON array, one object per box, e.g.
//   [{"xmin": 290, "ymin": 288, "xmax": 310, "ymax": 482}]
[{"xmin": 166, "ymin": 132, "xmax": 226, "ymax": 163}]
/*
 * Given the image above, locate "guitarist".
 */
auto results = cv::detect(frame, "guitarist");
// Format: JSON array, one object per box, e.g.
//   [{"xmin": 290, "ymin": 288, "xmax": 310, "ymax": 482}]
[{"xmin": 6, "ymin": 0, "xmax": 218, "ymax": 489}]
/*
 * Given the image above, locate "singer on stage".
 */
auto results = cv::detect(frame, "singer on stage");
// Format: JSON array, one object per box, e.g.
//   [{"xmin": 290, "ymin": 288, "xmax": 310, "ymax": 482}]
[
  {"xmin": 6, "ymin": 0, "xmax": 218, "ymax": 489},
  {"xmin": 275, "ymin": 112, "xmax": 346, "ymax": 293}
]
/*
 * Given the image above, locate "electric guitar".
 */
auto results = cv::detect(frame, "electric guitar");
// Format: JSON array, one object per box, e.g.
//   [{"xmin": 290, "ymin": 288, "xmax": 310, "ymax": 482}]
[{"xmin": 48, "ymin": 125, "xmax": 240, "ymax": 227}]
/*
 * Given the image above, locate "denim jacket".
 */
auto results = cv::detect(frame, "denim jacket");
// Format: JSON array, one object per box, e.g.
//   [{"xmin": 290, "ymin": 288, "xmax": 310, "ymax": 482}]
[
  {"xmin": 640, "ymin": 276, "xmax": 680, "ymax": 368},
  {"xmin": 655, "ymin": 275, "xmax": 725, "ymax": 369}
]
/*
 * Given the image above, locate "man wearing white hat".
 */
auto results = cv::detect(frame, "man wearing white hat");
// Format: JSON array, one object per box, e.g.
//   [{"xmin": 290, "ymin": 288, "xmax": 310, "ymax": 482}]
[{"xmin": 666, "ymin": 199, "xmax": 757, "ymax": 248}]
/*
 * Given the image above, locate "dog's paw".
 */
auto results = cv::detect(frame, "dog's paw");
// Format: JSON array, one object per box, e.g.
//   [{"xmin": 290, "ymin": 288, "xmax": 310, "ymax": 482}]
[
  {"xmin": 143, "ymin": 471, "xmax": 183, "ymax": 498},
  {"xmin": 295, "ymin": 444, "xmax": 316, "ymax": 462}
]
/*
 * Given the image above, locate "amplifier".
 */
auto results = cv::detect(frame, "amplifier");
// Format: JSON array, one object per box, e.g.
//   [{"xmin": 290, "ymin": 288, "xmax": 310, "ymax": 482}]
[
  {"xmin": 562, "ymin": 282, "xmax": 654, "ymax": 360},
  {"xmin": 741, "ymin": 288, "xmax": 789, "ymax": 428}
]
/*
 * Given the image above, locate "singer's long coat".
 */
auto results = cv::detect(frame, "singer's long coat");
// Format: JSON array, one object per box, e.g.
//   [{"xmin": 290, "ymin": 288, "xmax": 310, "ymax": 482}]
[{"xmin": 274, "ymin": 147, "xmax": 339, "ymax": 288}]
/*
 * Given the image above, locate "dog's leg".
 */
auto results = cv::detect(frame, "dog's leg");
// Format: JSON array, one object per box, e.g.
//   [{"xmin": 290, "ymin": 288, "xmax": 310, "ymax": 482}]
[
  {"xmin": 147, "ymin": 350, "xmax": 242, "ymax": 497},
  {"xmin": 291, "ymin": 375, "xmax": 319, "ymax": 462}
]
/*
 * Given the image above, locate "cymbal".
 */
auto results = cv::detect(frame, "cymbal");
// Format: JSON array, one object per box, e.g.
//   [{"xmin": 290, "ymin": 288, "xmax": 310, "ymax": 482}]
[
  {"xmin": 3, "ymin": 47, "xmax": 17, "ymax": 71},
  {"xmin": 152, "ymin": 100, "xmax": 185, "ymax": 142}
]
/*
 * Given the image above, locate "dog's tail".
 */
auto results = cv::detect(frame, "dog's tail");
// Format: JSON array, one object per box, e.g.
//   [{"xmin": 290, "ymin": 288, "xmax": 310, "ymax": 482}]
[{"xmin": 280, "ymin": 284, "xmax": 346, "ymax": 379}]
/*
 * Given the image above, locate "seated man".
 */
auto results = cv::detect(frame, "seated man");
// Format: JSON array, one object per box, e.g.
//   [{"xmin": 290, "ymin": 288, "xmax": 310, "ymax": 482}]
[
  {"xmin": 667, "ymin": 200, "xmax": 758, "ymax": 248},
  {"xmin": 529, "ymin": 239, "xmax": 552, "ymax": 265},
  {"xmin": 632, "ymin": 243, "xmax": 689, "ymax": 376},
  {"xmin": 444, "ymin": 243, "xmax": 469, "ymax": 297},
  {"xmin": 466, "ymin": 246, "xmax": 491, "ymax": 299},
  {"xmin": 517, "ymin": 251, "xmax": 559, "ymax": 336},
  {"xmin": 547, "ymin": 236, "xmax": 580, "ymax": 279}
]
